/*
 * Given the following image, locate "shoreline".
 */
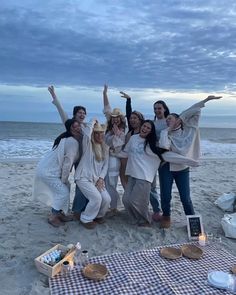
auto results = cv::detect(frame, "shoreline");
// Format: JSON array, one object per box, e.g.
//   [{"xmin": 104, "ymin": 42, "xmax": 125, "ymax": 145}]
[{"xmin": 0, "ymin": 158, "xmax": 235, "ymax": 294}]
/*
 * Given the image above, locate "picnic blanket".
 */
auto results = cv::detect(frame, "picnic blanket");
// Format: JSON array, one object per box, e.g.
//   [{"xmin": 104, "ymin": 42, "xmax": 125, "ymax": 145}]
[{"xmin": 49, "ymin": 243, "xmax": 236, "ymax": 295}]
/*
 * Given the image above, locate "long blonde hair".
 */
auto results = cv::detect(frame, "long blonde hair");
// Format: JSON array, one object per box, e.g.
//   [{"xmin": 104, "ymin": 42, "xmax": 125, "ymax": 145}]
[{"xmin": 91, "ymin": 132, "xmax": 108, "ymax": 161}]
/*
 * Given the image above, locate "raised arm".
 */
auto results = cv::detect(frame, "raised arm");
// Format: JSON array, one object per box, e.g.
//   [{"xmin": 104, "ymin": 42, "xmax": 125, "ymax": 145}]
[
  {"xmin": 103, "ymin": 84, "xmax": 110, "ymax": 108},
  {"xmin": 120, "ymin": 91, "xmax": 132, "ymax": 131},
  {"xmin": 202, "ymin": 95, "xmax": 222, "ymax": 104},
  {"xmin": 48, "ymin": 85, "xmax": 68, "ymax": 124},
  {"xmin": 103, "ymin": 84, "xmax": 112, "ymax": 120},
  {"xmin": 180, "ymin": 95, "xmax": 222, "ymax": 127}
]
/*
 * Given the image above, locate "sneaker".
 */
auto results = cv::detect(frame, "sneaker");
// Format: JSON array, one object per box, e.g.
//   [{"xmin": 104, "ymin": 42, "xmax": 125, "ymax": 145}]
[
  {"xmin": 81, "ymin": 221, "xmax": 97, "ymax": 229},
  {"xmin": 152, "ymin": 212, "xmax": 162, "ymax": 222},
  {"xmin": 48, "ymin": 214, "xmax": 65, "ymax": 227},
  {"xmin": 160, "ymin": 216, "xmax": 171, "ymax": 229},
  {"xmin": 94, "ymin": 217, "xmax": 106, "ymax": 224}
]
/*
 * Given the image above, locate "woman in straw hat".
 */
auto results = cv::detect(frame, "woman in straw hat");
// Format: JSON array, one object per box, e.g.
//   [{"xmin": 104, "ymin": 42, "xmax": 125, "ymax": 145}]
[
  {"xmin": 74, "ymin": 120, "xmax": 111, "ymax": 229},
  {"xmin": 33, "ymin": 119, "xmax": 82, "ymax": 227},
  {"xmin": 103, "ymin": 84, "xmax": 126, "ymax": 214}
]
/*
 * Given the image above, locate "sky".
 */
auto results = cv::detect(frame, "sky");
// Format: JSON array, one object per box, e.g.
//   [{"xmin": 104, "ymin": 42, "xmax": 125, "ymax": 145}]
[{"xmin": 0, "ymin": 0, "xmax": 236, "ymax": 126}]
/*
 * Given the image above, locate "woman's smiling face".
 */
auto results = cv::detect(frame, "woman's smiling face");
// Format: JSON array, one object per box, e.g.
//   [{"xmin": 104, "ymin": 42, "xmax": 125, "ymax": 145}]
[{"xmin": 139, "ymin": 122, "xmax": 152, "ymax": 138}]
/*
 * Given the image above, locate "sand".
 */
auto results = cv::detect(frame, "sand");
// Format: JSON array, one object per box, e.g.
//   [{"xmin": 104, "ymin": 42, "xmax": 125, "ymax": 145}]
[{"xmin": 0, "ymin": 158, "xmax": 235, "ymax": 294}]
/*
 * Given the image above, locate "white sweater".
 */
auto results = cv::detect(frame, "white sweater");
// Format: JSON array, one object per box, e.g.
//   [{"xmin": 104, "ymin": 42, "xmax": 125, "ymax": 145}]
[
  {"xmin": 122, "ymin": 134, "xmax": 161, "ymax": 183},
  {"xmin": 159, "ymin": 101, "xmax": 204, "ymax": 171},
  {"xmin": 74, "ymin": 121, "xmax": 109, "ymax": 183}
]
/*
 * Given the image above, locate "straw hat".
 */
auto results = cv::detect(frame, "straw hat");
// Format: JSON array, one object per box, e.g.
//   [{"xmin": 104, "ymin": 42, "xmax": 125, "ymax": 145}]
[
  {"xmin": 93, "ymin": 122, "xmax": 107, "ymax": 132},
  {"xmin": 110, "ymin": 108, "xmax": 124, "ymax": 117}
]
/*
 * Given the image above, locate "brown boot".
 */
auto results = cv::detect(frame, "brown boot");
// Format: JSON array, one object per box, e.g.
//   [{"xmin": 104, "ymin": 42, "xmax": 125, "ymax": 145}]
[
  {"xmin": 57, "ymin": 211, "xmax": 74, "ymax": 222},
  {"xmin": 48, "ymin": 214, "xmax": 65, "ymax": 227},
  {"xmin": 94, "ymin": 217, "xmax": 105, "ymax": 224},
  {"xmin": 138, "ymin": 221, "xmax": 151, "ymax": 227},
  {"xmin": 106, "ymin": 208, "xmax": 119, "ymax": 218},
  {"xmin": 81, "ymin": 221, "xmax": 97, "ymax": 229},
  {"xmin": 160, "ymin": 216, "xmax": 171, "ymax": 229},
  {"xmin": 73, "ymin": 212, "xmax": 81, "ymax": 221}
]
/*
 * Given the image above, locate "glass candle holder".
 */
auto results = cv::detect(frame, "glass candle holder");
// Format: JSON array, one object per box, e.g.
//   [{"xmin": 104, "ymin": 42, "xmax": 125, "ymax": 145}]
[
  {"xmin": 61, "ymin": 260, "xmax": 71, "ymax": 277},
  {"xmin": 198, "ymin": 233, "xmax": 206, "ymax": 246}
]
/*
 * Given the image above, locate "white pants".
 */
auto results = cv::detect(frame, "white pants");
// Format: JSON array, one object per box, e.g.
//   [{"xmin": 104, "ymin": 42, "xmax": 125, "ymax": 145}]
[
  {"xmin": 105, "ymin": 156, "xmax": 120, "ymax": 209},
  {"xmin": 77, "ymin": 178, "xmax": 111, "ymax": 223}
]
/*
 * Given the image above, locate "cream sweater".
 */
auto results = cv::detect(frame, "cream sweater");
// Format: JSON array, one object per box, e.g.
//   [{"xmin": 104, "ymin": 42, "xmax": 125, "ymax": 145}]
[{"xmin": 159, "ymin": 101, "xmax": 205, "ymax": 171}]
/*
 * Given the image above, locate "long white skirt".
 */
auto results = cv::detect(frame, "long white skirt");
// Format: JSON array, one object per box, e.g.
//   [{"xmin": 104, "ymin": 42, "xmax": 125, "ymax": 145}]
[{"xmin": 33, "ymin": 149, "xmax": 70, "ymax": 213}]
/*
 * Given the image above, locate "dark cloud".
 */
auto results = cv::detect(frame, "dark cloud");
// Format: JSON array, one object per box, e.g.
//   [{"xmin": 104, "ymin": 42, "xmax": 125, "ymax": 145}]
[{"xmin": 0, "ymin": 0, "xmax": 236, "ymax": 91}]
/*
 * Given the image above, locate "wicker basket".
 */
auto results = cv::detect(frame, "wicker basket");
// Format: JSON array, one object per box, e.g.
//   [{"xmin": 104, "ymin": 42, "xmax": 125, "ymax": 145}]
[
  {"xmin": 160, "ymin": 247, "xmax": 182, "ymax": 260},
  {"xmin": 181, "ymin": 244, "xmax": 203, "ymax": 259},
  {"xmin": 82, "ymin": 263, "xmax": 108, "ymax": 281}
]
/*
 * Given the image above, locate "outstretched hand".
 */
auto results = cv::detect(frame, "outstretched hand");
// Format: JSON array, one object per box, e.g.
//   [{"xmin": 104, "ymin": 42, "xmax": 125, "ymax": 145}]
[
  {"xmin": 206, "ymin": 95, "xmax": 222, "ymax": 101},
  {"xmin": 48, "ymin": 85, "xmax": 56, "ymax": 100},
  {"xmin": 103, "ymin": 84, "xmax": 108, "ymax": 94},
  {"xmin": 120, "ymin": 91, "xmax": 131, "ymax": 99}
]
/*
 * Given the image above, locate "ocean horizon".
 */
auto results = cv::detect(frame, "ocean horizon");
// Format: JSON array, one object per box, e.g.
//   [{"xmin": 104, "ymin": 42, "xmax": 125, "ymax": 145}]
[
  {"xmin": 1, "ymin": 120, "xmax": 236, "ymax": 161},
  {"xmin": 1, "ymin": 114, "xmax": 236, "ymax": 128}
]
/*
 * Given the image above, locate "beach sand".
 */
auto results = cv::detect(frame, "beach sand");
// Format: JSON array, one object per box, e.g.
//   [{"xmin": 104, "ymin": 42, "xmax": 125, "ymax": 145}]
[{"xmin": 0, "ymin": 158, "xmax": 235, "ymax": 294}]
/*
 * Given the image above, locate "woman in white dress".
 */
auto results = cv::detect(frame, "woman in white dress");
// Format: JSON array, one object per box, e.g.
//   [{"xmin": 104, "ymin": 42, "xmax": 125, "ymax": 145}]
[
  {"xmin": 48, "ymin": 85, "xmax": 89, "ymax": 218},
  {"xmin": 33, "ymin": 119, "xmax": 81, "ymax": 227}
]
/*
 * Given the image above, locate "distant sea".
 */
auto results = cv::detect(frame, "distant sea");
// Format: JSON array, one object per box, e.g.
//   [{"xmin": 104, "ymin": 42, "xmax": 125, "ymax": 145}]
[{"xmin": 0, "ymin": 120, "xmax": 236, "ymax": 161}]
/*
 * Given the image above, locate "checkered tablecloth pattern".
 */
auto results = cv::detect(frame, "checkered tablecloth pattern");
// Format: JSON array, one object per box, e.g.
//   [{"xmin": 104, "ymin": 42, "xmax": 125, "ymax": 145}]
[{"xmin": 49, "ymin": 243, "xmax": 236, "ymax": 295}]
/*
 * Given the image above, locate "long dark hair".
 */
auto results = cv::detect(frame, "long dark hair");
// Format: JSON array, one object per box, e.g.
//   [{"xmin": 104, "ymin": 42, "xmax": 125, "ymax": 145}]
[
  {"xmin": 53, "ymin": 118, "xmax": 76, "ymax": 149},
  {"xmin": 106, "ymin": 115, "xmax": 126, "ymax": 133},
  {"xmin": 143, "ymin": 120, "xmax": 166, "ymax": 161},
  {"xmin": 129, "ymin": 111, "xmax": 145, "ymax": 134},
  {"xmin": 153, "ymin": 100, "xmax": 170, "ymax": 120}
]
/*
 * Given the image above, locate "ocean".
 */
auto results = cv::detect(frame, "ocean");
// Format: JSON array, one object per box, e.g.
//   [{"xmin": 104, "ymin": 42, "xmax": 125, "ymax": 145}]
[{"xmin": 0, "ymin": 121, "xmax": 236, "ymax": 161}]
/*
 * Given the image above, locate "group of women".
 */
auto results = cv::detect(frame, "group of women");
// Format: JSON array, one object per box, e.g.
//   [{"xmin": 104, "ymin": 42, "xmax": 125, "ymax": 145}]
[{"xmin": 33, "ymin": 85, "xmax": 221, "ymax": 229}]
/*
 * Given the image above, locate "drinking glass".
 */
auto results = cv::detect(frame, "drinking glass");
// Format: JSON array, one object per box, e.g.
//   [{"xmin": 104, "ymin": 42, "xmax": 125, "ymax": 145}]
[
  {"xmin": 214, "ymin": 236, "xmax": 222, "ymax": 251},
  {"xmin": 81, "ymin": 250, "xmax": 89, "ymax": 267},
  {"xmin": 206, "ymin": 232, "xmax": 214, "ymax": 245}
]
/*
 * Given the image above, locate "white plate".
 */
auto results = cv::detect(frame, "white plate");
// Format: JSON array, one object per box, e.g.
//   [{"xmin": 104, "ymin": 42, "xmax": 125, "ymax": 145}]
[{"xmin": 208, "ymin": 271, "xmax": 233, "ymax": 289}]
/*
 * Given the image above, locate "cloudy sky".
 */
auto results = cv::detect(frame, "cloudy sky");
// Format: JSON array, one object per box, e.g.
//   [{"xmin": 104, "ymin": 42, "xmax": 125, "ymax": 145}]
[{"xmin": 0, "ymin": 0, "xmax": 236, "ymax": 126}]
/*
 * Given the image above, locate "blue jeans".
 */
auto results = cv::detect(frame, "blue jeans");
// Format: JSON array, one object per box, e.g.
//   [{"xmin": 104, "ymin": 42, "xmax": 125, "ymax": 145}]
[
  {"xmin": 149, "ymin": 186, "xmax": 161, "ymax": 213},
  {"xmin": 72, "ymin": 185, "xmax": 88, "ymax": 213},
  {"xmin": 159, "ymin": 162, "xmax": 195, "ymax": 217}
]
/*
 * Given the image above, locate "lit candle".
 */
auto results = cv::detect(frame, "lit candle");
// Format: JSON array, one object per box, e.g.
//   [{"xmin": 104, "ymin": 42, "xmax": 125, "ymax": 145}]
[{"xmin": 199, "ymin": 233, "xmax": 206, "ymax": 246}]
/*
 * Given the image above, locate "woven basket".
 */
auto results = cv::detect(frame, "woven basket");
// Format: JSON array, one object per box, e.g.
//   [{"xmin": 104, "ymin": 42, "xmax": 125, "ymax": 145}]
[
  {"xmin": 181, "ymin": 245, "xmax": 203, "ymax": 259},
  {"xmin": 82, "ymin": 264, "xmax": 108, "ymax": 281},
  {"xmin": 160, "ymin": 247, "xmax": 182, "ymax": 260}
]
